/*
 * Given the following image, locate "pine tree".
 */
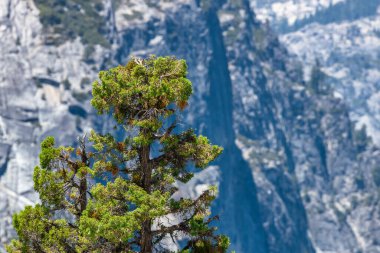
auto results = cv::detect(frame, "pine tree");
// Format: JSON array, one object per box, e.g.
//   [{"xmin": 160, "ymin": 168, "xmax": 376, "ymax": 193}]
[
  {"xmin": 7, "ymin": 56, "xmax": 230, "ymax": 252},
  {"xmin": 309, "ymin": 60, "xmax": 323, "ymax": 94},
  {"xmin": 353, "ymin": 125, "xmax": 372, "ymax": 153}
]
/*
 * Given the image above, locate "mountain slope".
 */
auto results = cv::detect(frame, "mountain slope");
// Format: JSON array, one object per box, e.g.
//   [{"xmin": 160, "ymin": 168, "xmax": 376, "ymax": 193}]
[
  {"xmin": 1, "ymin": 0, "xmax": 380, "ymax": 252},
  {"xmin": 251, "ymin": 0, "xmax": 380, "ymax": 144}
]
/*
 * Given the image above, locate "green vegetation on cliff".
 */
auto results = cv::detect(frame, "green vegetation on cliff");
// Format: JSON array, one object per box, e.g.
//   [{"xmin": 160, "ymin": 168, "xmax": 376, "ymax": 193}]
[{"xmin": 34, "ymin": 0, "xmax": 109, "ymax": 46}]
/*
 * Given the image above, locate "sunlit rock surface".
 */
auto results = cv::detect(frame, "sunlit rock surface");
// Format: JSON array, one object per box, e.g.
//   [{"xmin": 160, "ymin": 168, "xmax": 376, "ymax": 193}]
[
  {"xmin": 1, "ymin": 0, "xmax": 380, "ymax": 252},
  {"xmin": 252, "ymin": 0, "xmax": 380, "ymax": 144}
]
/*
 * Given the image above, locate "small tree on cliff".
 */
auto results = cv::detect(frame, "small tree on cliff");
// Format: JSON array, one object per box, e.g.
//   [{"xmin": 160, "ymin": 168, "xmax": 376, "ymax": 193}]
[{"xmin": 7, "ymin": 56, "xmax": 229, "ymax": 252}]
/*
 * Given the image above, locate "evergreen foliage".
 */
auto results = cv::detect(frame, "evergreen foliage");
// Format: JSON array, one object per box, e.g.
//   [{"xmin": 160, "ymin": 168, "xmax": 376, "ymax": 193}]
[
  {"xmin": 281, "ymin": 0, "xmax": 380, "ymax": 33},
  {"xmin": 34, "ymin": 0, "xmax": 109, "ymax": 46},
  {"xmin": 353, "ymin": 125, "xmax": 372, "ymax": 153},
  {"xmin": 372, "ymin": 166, "xmax": 380, "ymax": 188},
  {"xmin": 7, "ymin": 56, "xmax": 229, "ymax": 252},
  {"xmin": 309, "ymin": 60, "xmax": 324, "ymax": 94}
]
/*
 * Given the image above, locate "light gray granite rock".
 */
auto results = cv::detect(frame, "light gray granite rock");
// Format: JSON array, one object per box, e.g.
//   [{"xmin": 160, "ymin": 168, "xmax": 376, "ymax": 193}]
[{"xmin": 1, "ymin": 1, "xmax": 380, "ymax": 252}]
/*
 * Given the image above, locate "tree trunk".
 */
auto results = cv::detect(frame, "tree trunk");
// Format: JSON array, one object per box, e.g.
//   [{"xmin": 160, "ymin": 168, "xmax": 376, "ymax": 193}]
[
  {"xmin": 141, "ymin": 219, "xmax": 153, "ymax": 253},
  {"xmin": 79, "ymin": 142, "xmax": 88, "ymax": 215},
  {"xmin": 141, "ymin": 144, "xmax": 152, "ymax": 192},
  {"xmin": 140, "ymin": 135, "xmax": 153, "ymax": 252},
  {"xmin": 79, "ymin": 177, "xmax": 87, "ymax": 214}
]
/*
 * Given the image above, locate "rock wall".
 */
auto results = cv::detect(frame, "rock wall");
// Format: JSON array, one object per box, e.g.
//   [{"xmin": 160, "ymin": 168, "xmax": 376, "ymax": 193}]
[{"xmin": 1, "ymin": 0, "xmax": 380, "ymax": 252}]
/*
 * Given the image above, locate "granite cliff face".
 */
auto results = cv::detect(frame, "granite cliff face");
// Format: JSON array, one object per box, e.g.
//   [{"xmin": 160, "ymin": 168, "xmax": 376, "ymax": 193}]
[
  {"xmin": 251, "ymin": 0, "xmax": 380, "ymax": 143},
  {"xmin": 1, "ymin": 0, "xmax": 379, "ymax": 252}
]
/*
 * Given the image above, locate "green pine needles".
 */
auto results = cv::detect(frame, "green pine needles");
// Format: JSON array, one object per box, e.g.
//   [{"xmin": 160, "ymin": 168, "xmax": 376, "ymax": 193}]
[{"xmin": 7, "ymin": 56, "xmax": 230, "ymax": 252}]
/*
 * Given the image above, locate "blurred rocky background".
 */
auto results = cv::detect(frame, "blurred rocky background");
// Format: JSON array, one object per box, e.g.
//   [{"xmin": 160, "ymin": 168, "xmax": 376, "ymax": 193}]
[{"xmin": 1, "ymin": 0, "xmax": 380, "ymax": 252}]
